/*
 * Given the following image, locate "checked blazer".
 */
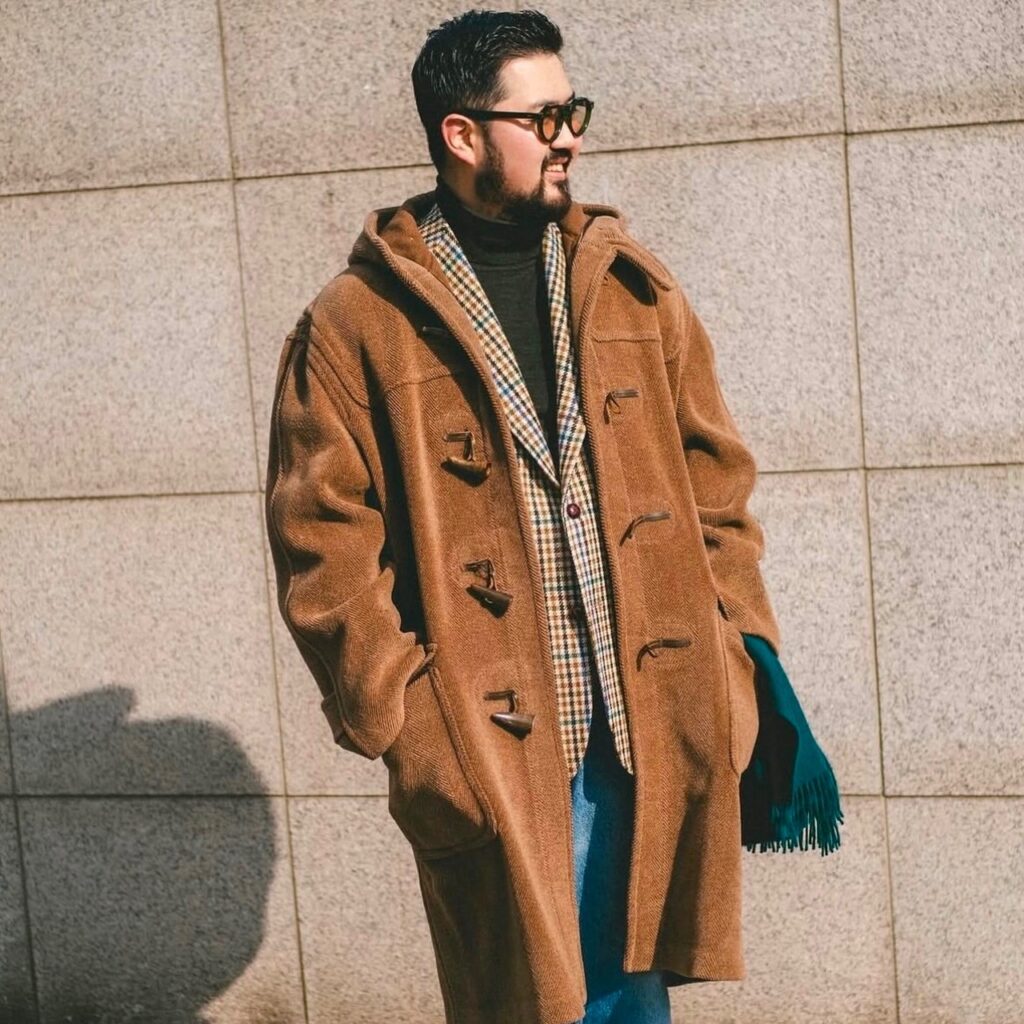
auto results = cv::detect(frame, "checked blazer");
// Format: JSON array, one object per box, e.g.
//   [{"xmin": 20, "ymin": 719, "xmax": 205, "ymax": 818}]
[{"xmin": 418, "ymin": 200, "xmax": 634, "ymax": 780}]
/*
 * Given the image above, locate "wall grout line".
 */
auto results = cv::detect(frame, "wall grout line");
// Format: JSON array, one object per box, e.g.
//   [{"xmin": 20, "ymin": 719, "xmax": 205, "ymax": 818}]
[
  {"xmin": 0, "ymin": 488, "xmax": 262, "ymax": 506},
  {"xmin": 878, "ymin": 789, "xmax": 902, "ymax": 1022},
  {"xmin": 3, "ymin": 115, "xmax": 1023, "ymax": 201},
  {"xmin": 0, "ymin": 460, "xmax": 1019, "ymax": 512},
  {"xmin": 9, "ymin": 792, "xmax": 385, "ymax": 800},
  {"xmin": 834, "ymin": 2, "xmax": 903, "ymax": 1020},
  {"xmin": 213, "ymin": 0, "xmax": 310, "ymax": 1018},
  {"xmin": 0, "ymin": 622, "xmax": 42, "ymax": 1019},
  {"xmin": 10, "ymin": 790, "xmax": 1018, "ymax": 800},
  {"xmin": 2, "ymin": 460, "xmax": 1021, "ymax": 510}
]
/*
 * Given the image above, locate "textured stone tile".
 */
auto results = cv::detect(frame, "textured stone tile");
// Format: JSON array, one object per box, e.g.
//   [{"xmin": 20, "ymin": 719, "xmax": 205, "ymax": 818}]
[
  {"xmin": 0, "ymin": 494, "xmax": 283, "ymax": 795},
  {"xmin": 544, "ymin": 0, "xmax": 842, "ymax": 150},
  {"xmin": 0, "ymin": 0, "xmax": 228, "ymax": 194},
  {"xmin": 236, "ymin": 165, "xmax": 436, "ymax": 489},
  {"xmin": 572, "ymin": 136, "xmax": 861, "ymax": 471},
  {"xmin": 290, "ymin": 797, "xmax": 442, "ymax": 1023},
  {"xmin": 848, "ymin": 124, "xmax": 1024, "ymax": 467},
  {"xmin": 221, "ymin": 0, "xmax": 504, "ymax": 178},
  {"xmin": 0, "ymin": 183, "xmax": 256, "ymax": 499},
  {"xmin": 869, "ymin": 466, "xmax": 1024, "ymax": 794},
  {"xmin": 20, "ymin": 796, "xmax": 303, "ymax": 1023},
  {"xmin": 888, "ymin": 797, "xmax": 1024, "ymax": 1024},
  {"xmin": 0, "ymin": 798, "xmax": 36, "ymax": 1023},
  {"xmin": 0, "ymin": 672, "xmax": 11, "ymax": 794},
  {"xmin": 840, "ymin": 0, "xmax": 1024, "ymax": 132},
  {"xmin": 676, "ymin": 797, "xmax": 894, "ymax": 1023},
  {"xmin": 272, "ymin": 604, "xmax": 391, "ymax": 798},
  {"xmin": 753, "ymin": 471, "xmax": 881, "ymax": 795}
]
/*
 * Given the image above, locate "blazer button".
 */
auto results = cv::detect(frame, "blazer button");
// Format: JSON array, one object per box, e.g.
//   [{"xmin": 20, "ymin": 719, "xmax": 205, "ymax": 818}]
[{"xmin": 566, "ymin": 501, "xmax": 581, "ymax": 518}]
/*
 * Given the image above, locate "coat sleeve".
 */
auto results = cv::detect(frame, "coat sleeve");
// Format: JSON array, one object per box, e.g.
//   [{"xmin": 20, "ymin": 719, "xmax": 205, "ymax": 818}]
[
  {"xmin": 663, "ymin": 285, "xmax": 782, "ymax": 656},
  {"xmin": 265, "ymin": 309, "xmax": 435, "ymax": 760}
]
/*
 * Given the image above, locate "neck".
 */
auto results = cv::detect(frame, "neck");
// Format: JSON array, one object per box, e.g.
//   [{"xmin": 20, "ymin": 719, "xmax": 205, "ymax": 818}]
[
  {"xmin": 434, "ymin": 175, "xmax": 546, "ymax": 259},
  {"xmin": 437, "ymin": 174, "xmax": 515, "ymax": 223}
]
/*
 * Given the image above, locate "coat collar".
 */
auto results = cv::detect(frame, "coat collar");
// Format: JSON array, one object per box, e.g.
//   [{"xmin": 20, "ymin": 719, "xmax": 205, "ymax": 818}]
[{"xmin": 348, "ymin": 188, "xmax": 676, "ymax": 299}]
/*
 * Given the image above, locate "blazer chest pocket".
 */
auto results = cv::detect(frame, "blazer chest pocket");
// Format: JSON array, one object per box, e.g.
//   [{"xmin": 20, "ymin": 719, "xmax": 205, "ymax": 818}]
[
  {"xmin": 717, "ymin": 614, "xmax": 760, "ymax": 778},
  {"xmin": 382, "ymin": 658, "xmax": 496, "ymax": 859}
]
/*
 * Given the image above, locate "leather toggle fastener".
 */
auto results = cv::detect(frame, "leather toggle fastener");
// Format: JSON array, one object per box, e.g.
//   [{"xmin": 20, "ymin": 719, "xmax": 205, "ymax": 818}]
[
  {"xmin": 604, "ymin": 386, "xmax": 640, "ymax": 420},
  {"xmin": 484, "ymin": 689, "xmax": 534, "ymax": 738},
  {"xmin": 464, "ymin": 558, "xmax": 513, "ymax": 615},
  {"xmin": 419, "ymin": 324, "xmax": 453, "ymax": 341},
  {"xmin": 636, "ymin": 636, "xmax": 692, "ymax": 671},
  {"xmin": 622, "ymin": 508, "xmax": 671, "ymax": 542},
  {"xmin": 443, "ymin": 429, "xmax": 491, "ymax": 483}
]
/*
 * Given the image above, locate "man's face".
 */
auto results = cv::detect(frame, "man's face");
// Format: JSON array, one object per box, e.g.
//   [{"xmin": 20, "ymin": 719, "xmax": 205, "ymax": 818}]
[{"xmin": 472, "ymin": 52, "xmax": 584, "ymax": 224}]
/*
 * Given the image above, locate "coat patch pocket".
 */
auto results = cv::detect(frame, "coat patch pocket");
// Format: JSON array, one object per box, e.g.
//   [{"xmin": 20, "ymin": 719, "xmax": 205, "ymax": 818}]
[
  {"xmin": 381, "ymin": 660, "xmax": 496, "ymax": 859},
  {"xmin": 590, "ymin": 260, "xmax": 662, "ymax": 341},
  {"xmin": 717, "ymin": 614, "xmax": 760, "ymax": 778}
]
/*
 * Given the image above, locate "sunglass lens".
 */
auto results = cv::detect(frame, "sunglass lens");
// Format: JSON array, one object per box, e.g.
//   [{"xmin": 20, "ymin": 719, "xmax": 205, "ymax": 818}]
[
  {"xmin": 540, "ymin": 108, "xmax": 561, "ymax": 142},
  {"xmin": 569, "ymin": 100, "xmax": 590, "ymax": 135}
]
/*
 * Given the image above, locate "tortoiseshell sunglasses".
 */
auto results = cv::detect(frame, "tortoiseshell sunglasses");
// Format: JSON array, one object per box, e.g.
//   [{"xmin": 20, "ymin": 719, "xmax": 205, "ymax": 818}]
[{"xmin": 455, "ymin": 96, "xmax": 594, "ymax": 144}]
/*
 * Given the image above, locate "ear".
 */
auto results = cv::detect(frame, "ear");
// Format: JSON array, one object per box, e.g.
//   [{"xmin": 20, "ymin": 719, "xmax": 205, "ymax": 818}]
[{"xmin": 440, "ymin": 112, "xmax": 479, "ymax": 170}]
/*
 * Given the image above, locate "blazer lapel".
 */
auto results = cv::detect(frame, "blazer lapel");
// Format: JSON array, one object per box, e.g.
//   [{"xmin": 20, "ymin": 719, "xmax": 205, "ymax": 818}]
[
  {"xmin": 419, "ymin": 204, "xmax": 561, "ymax": 489},
  {"xmin": 543, "ymin": 217, "xmax": 586, "ymax": 490}
]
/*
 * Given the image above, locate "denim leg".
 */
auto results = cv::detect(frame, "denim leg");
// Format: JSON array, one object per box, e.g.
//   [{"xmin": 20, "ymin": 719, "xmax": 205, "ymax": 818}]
[{"xmin": 570, "ymin": 677, "xmax": 671, "ymax": 1024}]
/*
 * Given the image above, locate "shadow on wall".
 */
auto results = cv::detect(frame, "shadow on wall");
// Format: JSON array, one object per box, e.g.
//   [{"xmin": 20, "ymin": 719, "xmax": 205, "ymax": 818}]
[{"xmin": 5, "ymin": 685, "xmax": 288, "ymax": 1024}]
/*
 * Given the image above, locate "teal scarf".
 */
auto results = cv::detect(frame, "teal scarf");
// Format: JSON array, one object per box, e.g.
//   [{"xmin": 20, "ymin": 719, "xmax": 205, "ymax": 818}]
[{"xmin": 739, "ymin": 633, "xmax": 845, "ymax": 856}]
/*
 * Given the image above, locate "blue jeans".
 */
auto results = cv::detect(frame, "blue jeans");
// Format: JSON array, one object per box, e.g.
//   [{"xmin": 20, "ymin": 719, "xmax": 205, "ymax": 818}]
[{"xmin": 570, "ymin": 678, "xmax": 672, "ymax": 1024}]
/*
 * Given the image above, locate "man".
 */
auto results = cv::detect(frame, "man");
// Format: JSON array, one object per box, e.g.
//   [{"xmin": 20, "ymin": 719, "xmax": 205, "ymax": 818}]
[{"xmin": 265, "ymin": 9, "xmax": 783, "ymax": 1024}]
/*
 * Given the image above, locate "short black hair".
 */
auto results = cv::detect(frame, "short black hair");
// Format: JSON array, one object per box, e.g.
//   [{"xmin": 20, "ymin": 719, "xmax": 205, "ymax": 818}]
[{"xmin": 411, "ymin": 9, "xmax": 564, "ymax": 172}]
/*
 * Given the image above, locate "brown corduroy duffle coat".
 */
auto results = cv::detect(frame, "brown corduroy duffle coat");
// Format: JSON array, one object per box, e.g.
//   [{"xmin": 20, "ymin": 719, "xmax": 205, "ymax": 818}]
[{"xmin": 265, "ymin": 188, "xmax": 782, "ymax": 1024}]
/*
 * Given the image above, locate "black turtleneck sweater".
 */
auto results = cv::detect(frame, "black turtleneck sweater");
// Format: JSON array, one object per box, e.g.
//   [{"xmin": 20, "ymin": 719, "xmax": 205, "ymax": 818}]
[{"xmin": 434, "ymin": 176, "xmax": 560, "ymax": 461}]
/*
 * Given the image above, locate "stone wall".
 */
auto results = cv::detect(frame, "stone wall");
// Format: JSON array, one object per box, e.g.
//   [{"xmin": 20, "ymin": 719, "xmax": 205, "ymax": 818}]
[{"xmin": 2, "ymin": 2, "xmax": 1021, "ymax": 1021}]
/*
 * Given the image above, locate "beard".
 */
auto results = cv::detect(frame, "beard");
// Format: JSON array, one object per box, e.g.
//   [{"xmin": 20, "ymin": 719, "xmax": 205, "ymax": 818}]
[{"xmin": 473, "ymin": 127, "xmax": 573, "ymax": 226}]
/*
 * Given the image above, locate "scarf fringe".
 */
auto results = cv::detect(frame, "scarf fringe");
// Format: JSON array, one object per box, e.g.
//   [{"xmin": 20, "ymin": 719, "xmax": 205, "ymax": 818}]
[{"xmin": 743, "ymin": 764, "xmax": 845, "ymax": 856}]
